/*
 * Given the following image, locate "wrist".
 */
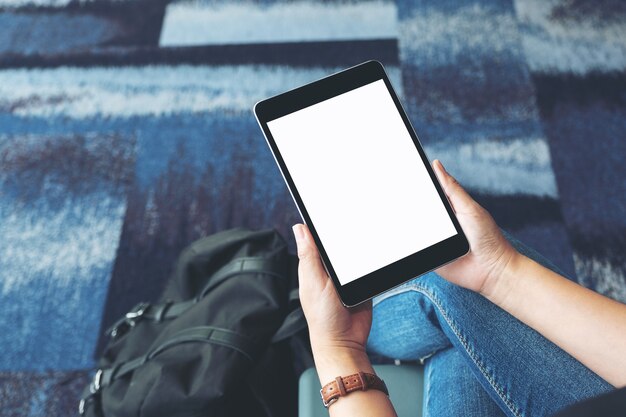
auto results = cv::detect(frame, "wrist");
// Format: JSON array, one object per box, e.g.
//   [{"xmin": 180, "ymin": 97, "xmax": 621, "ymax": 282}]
[
  {"xmin": 479, "ymin": 250, "xmax": 526, "ymax": 308},
  {"xmin": 311, "ymin": 344, "xmax": 374, "ymax": 385}
]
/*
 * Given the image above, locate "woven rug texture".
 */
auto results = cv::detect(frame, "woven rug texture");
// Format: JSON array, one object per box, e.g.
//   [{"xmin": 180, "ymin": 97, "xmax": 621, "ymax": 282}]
[{"xmin": 0, "ymin": 0, "xmax": 624, "ymax": 415}]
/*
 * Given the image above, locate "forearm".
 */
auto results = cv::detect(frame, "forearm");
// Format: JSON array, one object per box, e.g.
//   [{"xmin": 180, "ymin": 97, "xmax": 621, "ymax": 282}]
[
  {"xmin": 484, "ymin": 253, "xmax": 626, "ymax": 387},
  {"xmin": 312, "ymin": 344, "xmax": 397, "ymax": 417}
]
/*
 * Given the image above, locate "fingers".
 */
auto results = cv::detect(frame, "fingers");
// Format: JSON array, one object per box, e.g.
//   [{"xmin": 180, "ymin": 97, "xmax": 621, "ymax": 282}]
[
  {"xmin": 433, "ymin": 159, "xmax": 477, "ymax": 214},
  {"xmin": 293, "ymin": 224, "xmax": 329, "ymax": 285}
]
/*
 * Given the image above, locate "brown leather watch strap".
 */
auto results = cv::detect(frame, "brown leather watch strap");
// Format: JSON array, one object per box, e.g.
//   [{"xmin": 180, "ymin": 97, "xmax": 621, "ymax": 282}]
[{"xmin": 320, "ymin": 371, "xmax": 389, "ymax": 408}]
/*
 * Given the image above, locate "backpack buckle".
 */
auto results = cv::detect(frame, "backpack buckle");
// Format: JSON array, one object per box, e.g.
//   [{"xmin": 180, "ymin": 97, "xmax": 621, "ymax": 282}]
[
  {"xmin": 107, "ymin": 302, "xmax": 149, "ymax": 338},
  {"xmin": 78, "ymin": 398, "xmax": 87, "ymax": 415},
  {"xmin": 89, "ymin": 369, "xmax": 103, "ymax": 394},
  {"xmin": 79, "ymin": 369, "xmax": 103, "ymax": 415},
  {"xmin": 125, "ymin": 302, "xmax": 149, "ymax": 324}
]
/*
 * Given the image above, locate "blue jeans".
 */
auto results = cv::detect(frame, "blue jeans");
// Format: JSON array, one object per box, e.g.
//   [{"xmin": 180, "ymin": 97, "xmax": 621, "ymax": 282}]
[{"xmin": 366, "ymin": 232, "xmax": 613, "ymax": 417}]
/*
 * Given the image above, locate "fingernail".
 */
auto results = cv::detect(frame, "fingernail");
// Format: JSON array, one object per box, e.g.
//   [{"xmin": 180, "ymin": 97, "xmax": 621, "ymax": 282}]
[
  {"xmin": 292, "ymin": 224, "xmax": 304, "ymax": 242},
  {"xmin": 437, "ymin": 160, "xmax": 448, "ymax": 175}
]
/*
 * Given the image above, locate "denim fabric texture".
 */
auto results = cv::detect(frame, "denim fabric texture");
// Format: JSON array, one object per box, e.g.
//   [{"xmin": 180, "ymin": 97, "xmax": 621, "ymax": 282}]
[
  {"xmin": 367, "ymin": 232, "xmax": 614, "ymax": 417},
  {"xmin": 424, "ymin": 347, "xmax": 506, "ymax": 417}
]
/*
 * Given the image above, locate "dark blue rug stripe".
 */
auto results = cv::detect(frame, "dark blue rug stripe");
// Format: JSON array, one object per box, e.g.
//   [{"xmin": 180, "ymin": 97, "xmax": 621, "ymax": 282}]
[
  {"xmin": 0, "ymin": 1, "xmax": 166, "ymax": 58},
  {"xmin": 533, "ymin": 72, "xmax": 626, "ymax": 301},
  {"xmin": 0, "ymin": 39, "xmax": 399, "ymax": 69}
]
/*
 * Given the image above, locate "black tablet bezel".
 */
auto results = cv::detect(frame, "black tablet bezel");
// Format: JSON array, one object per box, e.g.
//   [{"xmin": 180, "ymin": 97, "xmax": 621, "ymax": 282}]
[{"xmin": 254, "ymin": 60, "xmax": 469, "ymax": 307}]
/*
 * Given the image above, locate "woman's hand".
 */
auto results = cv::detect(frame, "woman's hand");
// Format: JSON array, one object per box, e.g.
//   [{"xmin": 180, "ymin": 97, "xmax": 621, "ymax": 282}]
[
  {"xmin": 294, "ymin": 224, "xmax": 398, "ymax": 416},
  {"xmin": 293, "ymin": 224, "xmax": 372, "ymax": 355},
  {"xmin": 432, "ymin": 159, "xmax": 520, "ymax": 300},
  {"xmin": 293, "ymin": 224, "xmax": 397, "ymax": 414},
  {"xmin": 292, "ymin": 224, "xmax": 376, "ymax": 387},
  {"xmin": 432, "ymin": 160, "xmax": 626, "ymax": 387}
]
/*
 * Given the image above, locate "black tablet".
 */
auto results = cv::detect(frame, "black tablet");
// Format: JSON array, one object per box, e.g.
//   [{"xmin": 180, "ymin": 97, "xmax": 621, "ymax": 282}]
[{"xmin": 254, "ymin": 61, "xmax": 469, "ymax": 306}]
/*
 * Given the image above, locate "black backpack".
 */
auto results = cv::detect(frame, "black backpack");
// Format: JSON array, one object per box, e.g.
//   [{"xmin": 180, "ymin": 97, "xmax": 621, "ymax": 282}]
[{"xmin": 79, "ymin": 228, "xmax": 312, "ymax": 417}]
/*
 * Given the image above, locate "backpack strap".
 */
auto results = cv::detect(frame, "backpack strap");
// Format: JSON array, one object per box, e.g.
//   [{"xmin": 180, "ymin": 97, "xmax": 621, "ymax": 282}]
[
  {"xmin": 270, "ymin": 289, "xmax": 307, "ymax": 343},
  {"xmin": 112, "ymin": 326, "xmax": 257, "ymax": 384},
  {"xmin": 107, "ymin": 256, "xmax": 283, "ymax": 338},
  {"xmin": 270, "ymin": 307, "xmax": 306, "ymax": 343},
  {"xmin": 199, "ymin": 256, "xmax": 283, "ymax": 298},
  {"xmin": 146, "ymin": 326, "xmax": 258, "ymax": 362},
  {"xmin": 106, "ymin": 300, "xmax": 197, "ymax": 338},
  {"xmin": 288, "ymin": 287, "xmax": 300, "ymax": 303},
  {"xmin": 106, "ymin": 300, "xmax": 195, "ymax": 338},
  {"xmin": 81, "ymin": 326, "xmax": 257, "ymax": 415}
]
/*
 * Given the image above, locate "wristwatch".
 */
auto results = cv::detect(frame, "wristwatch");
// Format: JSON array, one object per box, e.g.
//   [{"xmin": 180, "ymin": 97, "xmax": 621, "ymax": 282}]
[{"xmin": 320, "ymin": 371, "xmax": 389, "ymax": 408}]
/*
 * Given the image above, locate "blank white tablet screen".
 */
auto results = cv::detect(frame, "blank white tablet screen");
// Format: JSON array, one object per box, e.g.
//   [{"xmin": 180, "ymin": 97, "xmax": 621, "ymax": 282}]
[{"xmin": 267, "ymin": 79, "xmax": 456, "ymax": 285}]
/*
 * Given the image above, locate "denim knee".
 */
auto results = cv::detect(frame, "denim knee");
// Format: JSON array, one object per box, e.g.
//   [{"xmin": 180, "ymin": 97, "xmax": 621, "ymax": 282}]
[{"xmin": 367, "ymin": 275, "xmax": 452, "ymax": 361}]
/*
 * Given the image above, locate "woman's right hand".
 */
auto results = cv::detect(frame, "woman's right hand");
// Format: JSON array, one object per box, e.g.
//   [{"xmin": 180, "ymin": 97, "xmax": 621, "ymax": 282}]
[
  {"xmin": 432, "ymin": 160, "xmax": 520, "ymax": 300},
  {"xmin": 434, "ymin": 159, "xmax": 626, "ymax": 387}
]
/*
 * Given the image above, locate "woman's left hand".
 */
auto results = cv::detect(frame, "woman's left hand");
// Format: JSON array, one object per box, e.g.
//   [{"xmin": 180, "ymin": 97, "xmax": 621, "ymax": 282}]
[
  {"xmin": 293, "ymin": 223, "xmax": 394, "ymax": 415},
  {"xmin": 293, "ymin": 224, "xmax": 372, "ymax": 357}
]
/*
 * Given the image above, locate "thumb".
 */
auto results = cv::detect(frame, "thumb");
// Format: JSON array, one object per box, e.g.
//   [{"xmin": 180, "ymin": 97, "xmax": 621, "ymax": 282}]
[
  {"xmin": 293, "ymin": 224, "xmax": 329, "ymax": 286},
  {"xmin": 433, "ymin": 159, "xmax": 478, "ymax": 215}
]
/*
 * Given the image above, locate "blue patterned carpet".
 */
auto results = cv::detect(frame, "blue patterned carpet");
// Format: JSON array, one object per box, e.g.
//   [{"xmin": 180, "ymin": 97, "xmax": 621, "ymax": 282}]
[{"xmin": 0, "ymin": 0, "xmax": 624, "ymax": 415}]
